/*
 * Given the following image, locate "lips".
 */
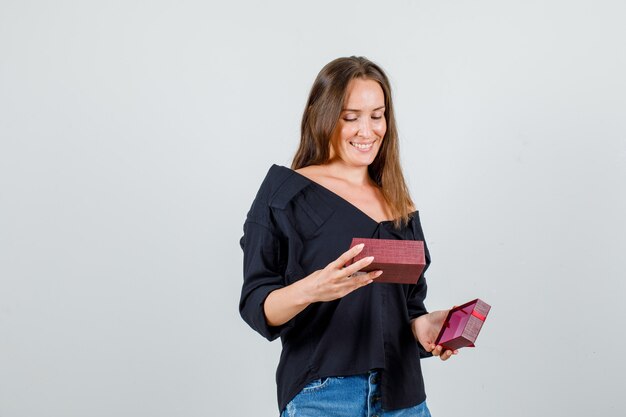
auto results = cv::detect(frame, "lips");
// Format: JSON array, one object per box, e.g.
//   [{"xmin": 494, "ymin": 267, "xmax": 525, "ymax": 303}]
[{"xmin": 349, "ymin": 141, "xmax": 375, "ymax": 151}]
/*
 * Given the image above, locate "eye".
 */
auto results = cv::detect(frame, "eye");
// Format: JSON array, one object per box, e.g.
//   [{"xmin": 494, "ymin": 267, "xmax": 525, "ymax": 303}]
[
  {"xmin": 371, "ymin": 114, "xmax": 384, "ymax": 120},
  {"xmin": 343, "ymin": 116, "xmax": 357, "ymax": 122}
]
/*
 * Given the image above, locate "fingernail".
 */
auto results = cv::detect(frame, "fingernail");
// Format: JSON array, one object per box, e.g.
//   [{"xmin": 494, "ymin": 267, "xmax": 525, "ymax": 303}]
[
  {"xmin": 375, "ymin": 270, "xmax": 383, "ymax": 277},
  {"xmin": 356, "ymin": 243, "xmax": 365, "ymax": 249},
  {"xmin": 366, "ymin": 256, "xmax": 374, "ymax": 262}
]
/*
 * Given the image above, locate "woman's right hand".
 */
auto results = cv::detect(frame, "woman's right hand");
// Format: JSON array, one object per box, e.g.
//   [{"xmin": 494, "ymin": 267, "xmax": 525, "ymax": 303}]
[
  {"xmin": 300, "ymin": 243, "xmax": 382, "ymax": 303},
  {"xmin": 264, "ymin": 243, "xmax": 381, "ymax": 327}
]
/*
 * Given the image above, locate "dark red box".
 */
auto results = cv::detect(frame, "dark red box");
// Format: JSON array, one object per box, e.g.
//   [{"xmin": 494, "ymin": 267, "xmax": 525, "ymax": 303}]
[
  {"xmin": 347, "ymin": 238, "xmax": 426, "ymax": 284},
  {"xmin": 435, "ymin": 299, "xmax": 491, "ymax": 350}
]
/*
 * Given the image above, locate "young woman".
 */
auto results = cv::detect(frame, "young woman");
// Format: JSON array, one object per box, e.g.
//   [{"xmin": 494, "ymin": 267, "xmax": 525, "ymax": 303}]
[{"xmin": 240, "ymin": 56, "xmax": 457, "ymax": 417}]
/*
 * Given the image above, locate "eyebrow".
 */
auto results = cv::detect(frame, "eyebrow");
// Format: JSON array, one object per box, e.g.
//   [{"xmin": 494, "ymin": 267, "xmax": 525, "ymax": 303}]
[{"xmin": 342, "ymin": 106, "xmax": 386, "ymax": 112}]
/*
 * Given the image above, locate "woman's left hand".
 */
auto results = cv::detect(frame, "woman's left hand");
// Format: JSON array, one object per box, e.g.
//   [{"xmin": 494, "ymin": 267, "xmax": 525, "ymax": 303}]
[{"xmin": 411, "ymin": 310, "xmax": 459, "ymax": 361}]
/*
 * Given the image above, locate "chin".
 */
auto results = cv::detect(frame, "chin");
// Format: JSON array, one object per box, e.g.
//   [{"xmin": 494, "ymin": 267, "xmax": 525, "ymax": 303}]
[
  {"xmin": 346, "ymin": 148, "xmax": 380, "ymax": 166},
  {"xmin": 345, "ymin": 155, "xmax": 379, "ymax": 168}
]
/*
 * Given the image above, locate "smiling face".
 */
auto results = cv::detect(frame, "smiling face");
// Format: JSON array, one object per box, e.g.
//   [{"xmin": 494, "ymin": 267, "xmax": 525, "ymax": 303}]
[{"xmin": 329, "ymin": 78, "xmax": 387, "ymax": 167}]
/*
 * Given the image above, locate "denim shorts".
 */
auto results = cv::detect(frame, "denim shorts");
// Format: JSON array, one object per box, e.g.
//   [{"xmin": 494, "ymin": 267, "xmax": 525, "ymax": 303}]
[{"xmin": 280, "ymin": 371, "xmax": 431, "ymax": 417}]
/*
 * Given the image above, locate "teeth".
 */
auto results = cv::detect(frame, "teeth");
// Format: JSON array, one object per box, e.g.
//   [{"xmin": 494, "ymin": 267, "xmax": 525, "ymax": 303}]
[{"xmin": 350, "ymin": 142, "xmax": 373, "ymax": 149}]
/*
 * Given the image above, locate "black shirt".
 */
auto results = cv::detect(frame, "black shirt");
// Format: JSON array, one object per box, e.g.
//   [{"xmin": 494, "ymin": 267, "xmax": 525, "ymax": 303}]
[{"xmin": 239, "ymin": 165, "xmax": 432, "ymax": 413}]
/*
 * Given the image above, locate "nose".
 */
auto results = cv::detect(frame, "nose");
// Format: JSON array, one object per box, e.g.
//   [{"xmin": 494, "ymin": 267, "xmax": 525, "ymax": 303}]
[{"xmin": 357, "ymin": 117, "xmax": 373, "ymax": 138}]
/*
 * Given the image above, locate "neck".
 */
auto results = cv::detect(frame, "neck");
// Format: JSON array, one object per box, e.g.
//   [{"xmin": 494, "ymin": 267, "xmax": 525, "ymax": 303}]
[{"xmin": 325, "ymin": 159, "xmax": 372, "ymax": 187}]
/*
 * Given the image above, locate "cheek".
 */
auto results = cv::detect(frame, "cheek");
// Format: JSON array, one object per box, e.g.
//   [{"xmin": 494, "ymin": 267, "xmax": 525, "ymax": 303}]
[
  {"xmin": 339, "ymin": 124, "xmax": 357, "ymax": 141},
  {"xmin": 376, "ymin": 120, "xmax": 387, "ymax": 137}
]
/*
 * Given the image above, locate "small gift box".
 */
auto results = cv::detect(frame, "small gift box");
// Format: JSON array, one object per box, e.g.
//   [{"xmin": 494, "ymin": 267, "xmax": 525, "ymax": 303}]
[
  {"xmin": 435, "ymin": 299, "xmax": 491, "ymax": 350},
  {"xmin": 347, "ymin": 238, "xmax": 426, "ymax": 284}
]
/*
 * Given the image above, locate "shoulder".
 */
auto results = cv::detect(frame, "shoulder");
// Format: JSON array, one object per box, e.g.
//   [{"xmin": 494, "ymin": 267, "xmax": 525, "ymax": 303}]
[
  {"xmin": 253, "ymin": 164, "xmax": 295, "ymax": 203},
  {"xmin": 245, "ymin": 164, "xmax": 313, "ymax": 225},
  {"xmin": 294, "ymin": 164, "xmax": 325, "ymax": 183},
  {"xmin": 408, "ymin": 210, "xmax": 426, "ymax": 238}
]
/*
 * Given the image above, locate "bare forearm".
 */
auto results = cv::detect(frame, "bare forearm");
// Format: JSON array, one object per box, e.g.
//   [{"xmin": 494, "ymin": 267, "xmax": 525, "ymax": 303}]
[
  {"xmin": 263, "ymin": 280, "xmax": 312, "ymax": 327},
  {"xmin": 263, "ymin": 245, "xmax": 378, "ymax": 327}
]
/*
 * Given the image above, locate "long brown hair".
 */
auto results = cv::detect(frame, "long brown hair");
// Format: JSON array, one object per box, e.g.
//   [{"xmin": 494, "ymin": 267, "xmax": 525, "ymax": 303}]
[{"xmin": 292, "ymin": 56, "xmax": 415, "ymax": 228}]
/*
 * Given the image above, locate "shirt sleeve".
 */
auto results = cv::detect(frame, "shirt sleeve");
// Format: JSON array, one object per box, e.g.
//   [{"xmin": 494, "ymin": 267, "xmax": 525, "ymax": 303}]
[
  {"xmin": 406, "ymin": 212, "xmax": 431, "ymax": 320},
  {"xmin": 406, "ymin": 275, "xmax": 429, "ymax": 320},
  {"xmin": 407, "ymin": 212, "xmax": 434, "ymax": 358},
  {"xmin": 407, "ymin": 274, "xmax": 432, "ymax": 358},
  {"xmin": 239, "ymin": 220, "xmax": 292, "ymax": 341}
]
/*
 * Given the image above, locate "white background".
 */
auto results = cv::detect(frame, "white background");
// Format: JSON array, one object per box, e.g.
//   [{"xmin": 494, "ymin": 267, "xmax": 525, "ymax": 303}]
[{"xmin": 1, "ymin": 1, "xmax": 625, "ymax": 416}]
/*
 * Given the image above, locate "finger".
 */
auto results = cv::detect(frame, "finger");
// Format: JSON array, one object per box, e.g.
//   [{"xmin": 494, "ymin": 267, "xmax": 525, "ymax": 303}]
[
  {"xmin": 367, "ymin": 270, "xmax": 383, "ymax": 280},
  {"xmin": 341, "ymin": 256, "xmax": 375, "ymax": 276},
  {"xmin": 440, "ymin": 349, "xmax": 454, "ymax": 361},
  {"xmin": 432, "ymin": 345, "xmax": 444, "ymax": 357},
  {"xmin": 331, "ymin": 243, "xmax": 365, "ymax": 269},
  {"xmin": 337, "ymin": 271, "xmax": 381, "ymax": 294},
  {"xmin": 351, "ymin": 270, "xmax": 382, "ymax": 287}
]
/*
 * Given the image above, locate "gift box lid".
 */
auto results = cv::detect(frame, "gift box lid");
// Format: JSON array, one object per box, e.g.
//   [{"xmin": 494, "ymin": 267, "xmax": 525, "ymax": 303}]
[{"xmin": 435, "ymin": 298, "xmax": 491, "ymax": 349}]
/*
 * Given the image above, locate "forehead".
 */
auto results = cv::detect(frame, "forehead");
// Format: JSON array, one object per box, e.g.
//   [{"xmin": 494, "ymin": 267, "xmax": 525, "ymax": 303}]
[{"xmin": 343, "ymin": 78, "xmax": 385, "ymax": 108}]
